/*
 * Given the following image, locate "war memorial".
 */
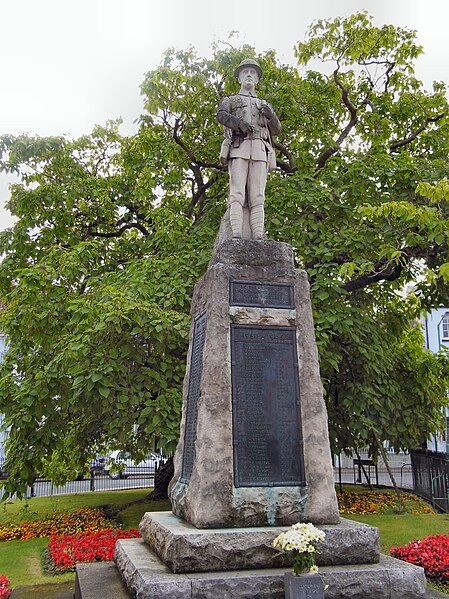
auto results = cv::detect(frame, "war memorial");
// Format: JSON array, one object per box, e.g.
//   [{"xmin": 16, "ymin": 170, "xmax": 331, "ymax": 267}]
[{"xmin": 75, "ymin": 59, "xmax": 429, "ymax": 598}]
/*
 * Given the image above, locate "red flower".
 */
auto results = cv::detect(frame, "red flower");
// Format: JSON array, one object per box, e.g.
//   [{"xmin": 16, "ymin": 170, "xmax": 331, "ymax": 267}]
[
  {"xmin": 391, "ymin": 534, "xmax": 449, "ymax": 582},
  {"xmin": 47, "ymin": 529, "xmax": 141, "ymax": 573},
  {"xmin": 0, "ymin": 574, "xmax": 11, "ymax": 599}
]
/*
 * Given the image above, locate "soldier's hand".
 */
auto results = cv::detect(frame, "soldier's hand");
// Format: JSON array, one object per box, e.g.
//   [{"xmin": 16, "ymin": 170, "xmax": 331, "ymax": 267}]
[
  {"xmin": 238, "ymin": 121, "xmax": 254, "ymax": 134},
  {"xmin": 260, "ymin": 105, "xmax": 274, "ymax": 120}
]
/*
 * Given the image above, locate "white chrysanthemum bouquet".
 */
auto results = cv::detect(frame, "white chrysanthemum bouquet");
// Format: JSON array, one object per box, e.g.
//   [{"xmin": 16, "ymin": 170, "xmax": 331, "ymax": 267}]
[{"xmin": 273, "ymin": 522, "xmax": 326, "ymax": 576}]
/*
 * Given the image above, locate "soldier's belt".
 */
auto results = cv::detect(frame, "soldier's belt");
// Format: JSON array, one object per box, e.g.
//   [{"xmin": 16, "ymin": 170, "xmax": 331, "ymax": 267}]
[{"xmin": 233, "ymin": 132, "xmax": 266, "ymax": 141}]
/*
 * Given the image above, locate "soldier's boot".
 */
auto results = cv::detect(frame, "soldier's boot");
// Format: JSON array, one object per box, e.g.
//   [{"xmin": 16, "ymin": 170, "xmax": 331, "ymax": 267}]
[
  {"xmin": 230, "ymin": 202, "xmax": 243, "ymax": 238},
  {"xmin": 250, "ymin": 204, "xmax": 265, "ymax": 239}
]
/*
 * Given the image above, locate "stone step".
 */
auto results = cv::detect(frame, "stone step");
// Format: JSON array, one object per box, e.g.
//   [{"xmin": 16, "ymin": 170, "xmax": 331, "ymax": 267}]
[
  {"xmin": 139, "ymin": 512, "xmax": 380, "ymax": 573},
  {"xmin": 75, "ymin": 562, "xmax": 132, "ymax": 599},
  {"xmin": 114, "ymin": 538, "xmax": 427, "ymax": 599}
]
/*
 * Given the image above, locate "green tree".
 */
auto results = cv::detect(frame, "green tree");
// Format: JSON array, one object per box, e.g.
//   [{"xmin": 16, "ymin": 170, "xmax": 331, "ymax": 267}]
[
  {"xmin": 0, "ymin": 125, "xmax": 213, "ymax": 494},
  {"xmin": 1, "ymin": 13, "xmax": 449, "ymax": 495}
]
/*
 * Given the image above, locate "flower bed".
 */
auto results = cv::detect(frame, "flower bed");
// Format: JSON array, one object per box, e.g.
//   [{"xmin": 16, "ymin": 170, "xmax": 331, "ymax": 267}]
[
  {"xmin": 44, "ymin": 529, "xmax": 141, "ymax": 574},
  {"xmin": 0, "ymin": 507, "xmax": 114, "ymax": 541},
  {"xmin": 0, "ymin": 575, "xmax": 11, "ymax": 599},
  {"xmin": 391, "ymin": 534, "xmax": 449, "ymax": 583},
  {"xmin": 337, "ymin": 490, "xmax": 433, "ymax": 515}
]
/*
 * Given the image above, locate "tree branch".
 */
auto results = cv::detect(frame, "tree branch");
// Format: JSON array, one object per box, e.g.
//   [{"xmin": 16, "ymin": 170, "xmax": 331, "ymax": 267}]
[
  {"xmin": 342, "ymin": 244, "xmax": 438, "ymax": 292},
  {"xmin": 272, "ymin": 140, "xmax": 296, "ymax": 173},
  {"xmin": 383, "ymin": 61, "xmax": 395, "ymax": 93},
  {"xmin": 185, "ymin": 171, "xmax": 220, "ymax": 219},
  {"xmin": 170, "ymin": 119, "xmax": 222, "ymax": 219},
  {"xmin": 88, "ymin": 222, "xmax": 149, "ymax": 238},
  {"xmin": 343, "ymin": 258, "xmax": 404, "ymax": 292},
  {"xmin": 172, "ymin": 119, "xmax": 220, "ymax": 170},
  {"xmin": 315, "ymin": 69, "xmax": 358, "ymax": 173},
  {"xmin": 390, "ymin": 114, "xmax": 445, "ymax": 153},
  {"xmin": 359, "ymin": 59, "xmax": 396, "ymax": 93}
]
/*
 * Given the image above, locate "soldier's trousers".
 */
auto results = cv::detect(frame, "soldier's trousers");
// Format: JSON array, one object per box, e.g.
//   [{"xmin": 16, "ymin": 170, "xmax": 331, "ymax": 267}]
[{"xmin": 228, "ymin": 158, "xmax": 267, "ymax": 239}]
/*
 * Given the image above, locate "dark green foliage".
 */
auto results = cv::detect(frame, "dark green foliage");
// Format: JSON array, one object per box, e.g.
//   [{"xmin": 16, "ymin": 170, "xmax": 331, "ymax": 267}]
[{"xmin": 41, "ymin": 547, "xmax": 70, "ymax": 576}]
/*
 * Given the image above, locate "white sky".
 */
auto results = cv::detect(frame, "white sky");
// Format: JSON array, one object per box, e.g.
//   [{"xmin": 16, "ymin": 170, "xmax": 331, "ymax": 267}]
[{"xmin": 0, "ymin": 0, "xmax": 448, "ymax": 230}]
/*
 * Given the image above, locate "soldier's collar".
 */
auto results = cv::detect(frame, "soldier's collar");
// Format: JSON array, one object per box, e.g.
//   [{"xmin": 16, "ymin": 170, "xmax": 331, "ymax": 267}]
[{"xmin": 237, "ymin": 90, "xmax": 258, "ymax": 98}]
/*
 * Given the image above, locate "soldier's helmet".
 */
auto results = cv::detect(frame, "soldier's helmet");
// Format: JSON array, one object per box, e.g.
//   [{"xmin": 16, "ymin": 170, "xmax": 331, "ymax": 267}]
[{"xmin": 234, "ymin": 58, "xmax": 263, "ymax": 80}]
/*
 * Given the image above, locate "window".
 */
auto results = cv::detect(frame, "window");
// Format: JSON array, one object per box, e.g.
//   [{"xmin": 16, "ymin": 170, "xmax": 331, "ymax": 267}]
[
  {"xmin": 0, "ymin": 333, "xmax": 6, "ymax": 358},
  {"xmin": 442, "ymin": 315, "xmax": 449, "ymax": 341}
]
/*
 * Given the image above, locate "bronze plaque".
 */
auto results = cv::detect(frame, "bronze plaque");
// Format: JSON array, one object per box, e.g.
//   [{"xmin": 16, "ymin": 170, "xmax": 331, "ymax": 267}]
[
  {"xmin": 180, "ymin": 313, "xmax": 207, "ymax": 483},
  {"xmin": 231, "ymin": 325, "xmax": 305, "ymax": 487},
  {"xmin": 230, "ymin": 281, "xmax": 294, "ymax": 309}
]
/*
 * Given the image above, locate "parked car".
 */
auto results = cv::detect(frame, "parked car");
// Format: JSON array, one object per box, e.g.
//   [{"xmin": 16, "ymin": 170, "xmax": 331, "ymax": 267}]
[
  {"xmin": 90, "ymin": 456, "xmax": 107, "ymax": 474},
  {"xmin": 74, "ymin": 456, "xmax": 108, "ymax": 480},
  {"xmin": 105, "ymin": 451, "xmax": 162, "ymax": 479}
]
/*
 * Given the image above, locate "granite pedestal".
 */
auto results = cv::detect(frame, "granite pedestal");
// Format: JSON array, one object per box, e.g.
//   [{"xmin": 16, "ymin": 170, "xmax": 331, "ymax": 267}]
[
  {"xmin": 106, "ymin": 511, "xmax": 427, "ymax": 598},
  {"xmin": 109, "ymin": 238, "xmax": 429, "ymax": 597}
]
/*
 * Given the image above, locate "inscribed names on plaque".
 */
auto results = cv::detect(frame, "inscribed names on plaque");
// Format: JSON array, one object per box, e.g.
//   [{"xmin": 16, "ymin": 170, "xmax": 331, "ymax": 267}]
[
  {"xmin": 231, "ymin": 325, "xmax": 305, "ymax": 487},
  {"xmin": 230, "ymin": 281, "xmax": 294, "ymax": 309},
  {"xmin": 180, "ymin": 312, "xmax": 207, "ymax": 483},
  {"xmin": 284, "ymin": 574, "xmax": 324, "ymax": 599}
]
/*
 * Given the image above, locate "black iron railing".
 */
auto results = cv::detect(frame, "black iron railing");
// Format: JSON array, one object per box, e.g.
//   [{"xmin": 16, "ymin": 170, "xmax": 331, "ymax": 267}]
[{"xmin": 410, "ymin": 448, "xmax": 449, "ymax": 513}]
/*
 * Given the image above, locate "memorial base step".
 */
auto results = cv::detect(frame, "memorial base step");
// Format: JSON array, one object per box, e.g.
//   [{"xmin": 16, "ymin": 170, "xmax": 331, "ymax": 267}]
[
  {"xmin": 140, "ymin": 511, "xmax": 380, "ymax": 573},
  {"xmin": 113, "ymin": 538, "xmax": 427, "ymax": 599}
]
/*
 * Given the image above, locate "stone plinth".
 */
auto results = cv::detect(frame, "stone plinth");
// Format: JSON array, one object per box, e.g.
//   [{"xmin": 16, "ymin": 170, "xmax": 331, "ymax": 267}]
[
  {"xmin": 139, "ymin": 512, "xmax": 380, "ymax": 574},
  {"xmin": 169, "ymin": 239, "xmax": 340, "ymax": 528},
  {"xmin": 113, "ymin": 539, "xmax": 427, "ymax": 599}
]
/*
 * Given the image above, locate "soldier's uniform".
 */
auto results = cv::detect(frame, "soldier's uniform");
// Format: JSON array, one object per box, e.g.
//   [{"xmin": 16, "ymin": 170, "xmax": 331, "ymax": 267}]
[{"xmin": 217, "ymin": 63, "xmax": 281, "ymax": 239}]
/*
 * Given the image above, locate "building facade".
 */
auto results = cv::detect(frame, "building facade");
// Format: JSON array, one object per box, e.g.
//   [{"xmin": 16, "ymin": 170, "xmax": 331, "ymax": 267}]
[{"xmin": 421, "ymin": 308, "xmax": 449, "ymax": 453}]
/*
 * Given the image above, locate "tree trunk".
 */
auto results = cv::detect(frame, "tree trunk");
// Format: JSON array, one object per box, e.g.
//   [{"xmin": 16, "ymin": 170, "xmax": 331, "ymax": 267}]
[
  {"xmin": 148, "ymin": 456, "xmax": 174, "ymax": 501},
  {"xmin": 372, "ymin": 430, "xmax": 402, "ymax": 502}
]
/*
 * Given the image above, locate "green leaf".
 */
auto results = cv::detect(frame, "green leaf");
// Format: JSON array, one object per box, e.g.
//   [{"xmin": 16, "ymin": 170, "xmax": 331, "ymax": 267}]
[{"xmin": 98, "ymin": 386, "xmax": 111, "ymax": 398}]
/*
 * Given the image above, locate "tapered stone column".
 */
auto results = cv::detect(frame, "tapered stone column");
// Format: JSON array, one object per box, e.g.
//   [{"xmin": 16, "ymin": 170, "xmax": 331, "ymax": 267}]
[{"xmin": 168, "ymin": 238, "xmax": 340, "ymax": 528}]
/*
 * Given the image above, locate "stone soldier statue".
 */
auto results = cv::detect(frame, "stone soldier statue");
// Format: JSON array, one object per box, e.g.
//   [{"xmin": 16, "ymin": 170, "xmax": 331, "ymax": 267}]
[{"xmin": 217, "ymin": 58, "xmax": 281, "ymax": 239}]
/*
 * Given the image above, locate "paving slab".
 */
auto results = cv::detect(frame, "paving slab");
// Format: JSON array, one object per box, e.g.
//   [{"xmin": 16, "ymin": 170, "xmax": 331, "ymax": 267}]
[{"xmin": 75, "ymin": 562, "xmax": 131, "ymax": 599}]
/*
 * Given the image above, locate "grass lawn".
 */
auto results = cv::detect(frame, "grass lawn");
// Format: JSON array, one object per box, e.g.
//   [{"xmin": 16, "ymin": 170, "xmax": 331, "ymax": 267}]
[
  {"xmin": 0, "ymin": 488, "xmax": 168, "ymax": 520},
  {"xmin": 343, "ymin": 488, "xmax": 449, "ymax": 596},
  {"xmin": 0, "ymin": 538, "xmax": 75, "ymax": 587},
  {"xmin": 346, "ymin": 512, "xmax": 449, "ymax": 553},
  {"xmin": 336, "ymin": 484, "xmax": 449, "ymax": 552},
  {"xmin": 0, "ymin": 489, "xmax": 170, "ymax": 587}
]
